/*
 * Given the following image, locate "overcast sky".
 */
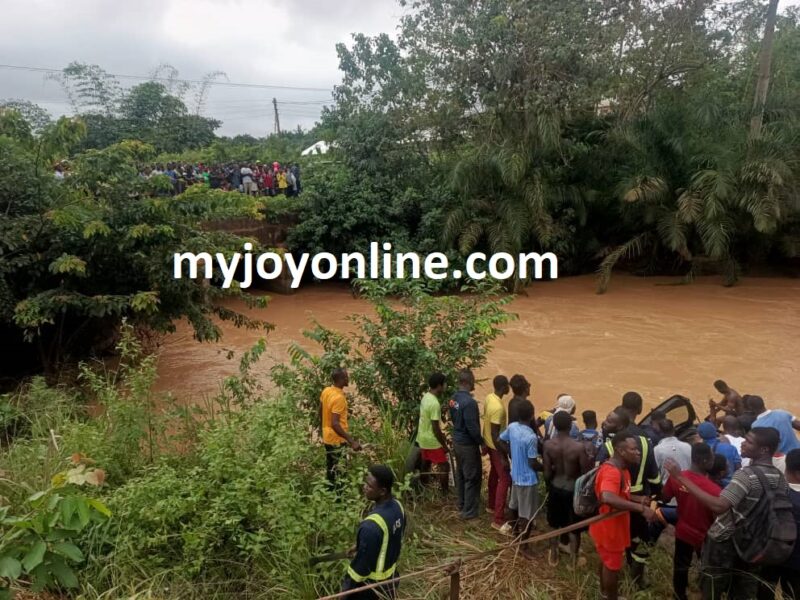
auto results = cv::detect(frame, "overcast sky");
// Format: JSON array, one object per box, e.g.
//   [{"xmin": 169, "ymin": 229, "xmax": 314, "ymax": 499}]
[
  {"xmin": 0, "ymin": 0, "xmax": 403, "ymax": 137},
  {"xmin": 2, "ymin": 0, "xmax": 798, "ymax": 138}
]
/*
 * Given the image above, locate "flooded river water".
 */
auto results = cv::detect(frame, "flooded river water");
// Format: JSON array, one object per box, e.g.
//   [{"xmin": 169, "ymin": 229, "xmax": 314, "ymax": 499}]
[{"xmin": 154, "ymin": 274, "xmax": 800, "ymax": 418}]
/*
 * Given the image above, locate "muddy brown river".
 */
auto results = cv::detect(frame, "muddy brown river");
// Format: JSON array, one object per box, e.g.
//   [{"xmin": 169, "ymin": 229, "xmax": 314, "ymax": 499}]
[{"xmin": 154, "ymin": 274, "xmax": 800, "ymax": 418}]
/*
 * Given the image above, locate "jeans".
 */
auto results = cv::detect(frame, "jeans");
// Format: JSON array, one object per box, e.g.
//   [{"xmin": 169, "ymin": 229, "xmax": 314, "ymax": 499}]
[
  {"xmin": 701, "ymin": 538, "xmax": 760, "ymax": 600},
  {"xmin": 487, "ymin": 448, "xmax": 511, "ymax": 525},
  {"xmin": 454, "ymin": 443, "xmax": 482, "ymax": 518},
  {"xmin": 673, "ymin": 538, "xmax": 699, "ymax": 600}
]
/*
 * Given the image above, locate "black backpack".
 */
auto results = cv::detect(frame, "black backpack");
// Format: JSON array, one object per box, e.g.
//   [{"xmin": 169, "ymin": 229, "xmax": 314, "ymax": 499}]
[{"xmin": 733, "ymin": 465, "xmax": 797, "ymax": 565}]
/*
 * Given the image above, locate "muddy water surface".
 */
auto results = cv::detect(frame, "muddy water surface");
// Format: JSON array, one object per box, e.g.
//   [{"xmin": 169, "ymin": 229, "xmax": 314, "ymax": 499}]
[{"xmin": 154, "ymin": 275, "xmax": 800, "ymax": 418}]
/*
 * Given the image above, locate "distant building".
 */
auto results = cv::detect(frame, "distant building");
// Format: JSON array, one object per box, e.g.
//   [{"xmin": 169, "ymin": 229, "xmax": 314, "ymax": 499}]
[
  {"xmin": 301, "ymin": 141, "xmax": 331, "ymax": 156},
  {"xmin": 596, "ymin": 98, "xmax": 615, "ymax": 116}
]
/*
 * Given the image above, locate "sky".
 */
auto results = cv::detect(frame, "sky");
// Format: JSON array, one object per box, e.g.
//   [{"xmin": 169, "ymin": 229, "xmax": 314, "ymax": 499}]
[
  {"xmin": 1, "ymin": 0, "xmax": 798, "ymax": 138},
  {"xmin": 0, "ymin": 0, "xmax": 403, "ymax": 137}
]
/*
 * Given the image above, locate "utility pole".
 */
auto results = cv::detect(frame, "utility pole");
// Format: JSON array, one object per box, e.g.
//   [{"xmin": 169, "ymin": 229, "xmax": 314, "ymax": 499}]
[
  {"xmin": 749, "ymin": 0, "xmax": 780, "ymax": 139},
  {"xmin": 273, "ymin": 97, "xmax": 281, "ymax": 135}
]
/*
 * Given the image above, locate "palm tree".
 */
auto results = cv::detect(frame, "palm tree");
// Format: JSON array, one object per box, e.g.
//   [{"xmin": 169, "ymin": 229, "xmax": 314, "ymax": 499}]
[
  {"xmin": 597, "ymin": 92, "xmax": 799, "ymax": 292},
  {"xmin": 443, "ymin": 109, "xmax": 587, "ymax": 288}
]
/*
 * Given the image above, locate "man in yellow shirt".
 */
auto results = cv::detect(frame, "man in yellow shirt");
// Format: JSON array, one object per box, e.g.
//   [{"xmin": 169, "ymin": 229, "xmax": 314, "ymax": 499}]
[
  {"xmin": 321, "ymin": 368, "xmax": 361, "ymax": 491},
  {"xmin": 483, "ymin": 375, "xmax": 511, "ymax": 533}
]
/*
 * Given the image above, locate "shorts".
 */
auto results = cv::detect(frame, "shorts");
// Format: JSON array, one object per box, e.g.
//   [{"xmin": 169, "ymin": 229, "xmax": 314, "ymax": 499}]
[
  {"xmin": 546, "ymin": 485, "xmax": 576, "ymax": 529},
  {"xmin": 243, "ymin": 181, "xmax": 258, "ymax": 193},
  {"xmin": 596, "ymin": 545, "xmax": 625, "ymax": 571},
  {"xmin": 420, "ymin": 447, "xmax": 448, "ymax": 464},
  {"xmin": 509, "ymin": 484, "xmax": 539, "ymax": 520}
]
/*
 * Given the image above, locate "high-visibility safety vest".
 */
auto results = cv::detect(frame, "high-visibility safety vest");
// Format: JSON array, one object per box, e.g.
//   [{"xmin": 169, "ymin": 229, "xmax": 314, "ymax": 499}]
[
  {"xmin": 347, "ymin": 501, "xmax": 405, "ymax": 583},
  {"xmin": 604, "ymin": 436, "xmax": 661, "ymax": 493}
]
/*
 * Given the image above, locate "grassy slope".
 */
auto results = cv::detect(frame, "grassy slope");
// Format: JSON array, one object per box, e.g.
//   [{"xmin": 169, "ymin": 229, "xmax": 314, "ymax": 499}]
[{"xmin": 394, "ymin": 490, "xmax": 684, "ymax": 600}]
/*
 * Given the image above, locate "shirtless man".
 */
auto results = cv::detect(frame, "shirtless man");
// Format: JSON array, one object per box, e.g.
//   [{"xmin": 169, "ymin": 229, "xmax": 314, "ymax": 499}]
[
  {"xmin": 708, "ymin": 379, "xmax": 743, "ymax": 424},
  {"xmin": 543, "ymin": 411, "xmax": 592, "ymax": 565}
]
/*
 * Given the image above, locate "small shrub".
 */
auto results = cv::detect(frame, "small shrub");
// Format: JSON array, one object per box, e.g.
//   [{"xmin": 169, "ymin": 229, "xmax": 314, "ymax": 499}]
[{"xmin": 0, "ymin": 457, "xmax": 110, "ymax": 597}]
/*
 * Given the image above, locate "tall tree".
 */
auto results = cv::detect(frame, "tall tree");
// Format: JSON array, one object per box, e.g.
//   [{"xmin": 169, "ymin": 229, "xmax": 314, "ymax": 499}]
[{"xmin": 750, "ymin": 0, "xmax": 781, "ymax": 138}]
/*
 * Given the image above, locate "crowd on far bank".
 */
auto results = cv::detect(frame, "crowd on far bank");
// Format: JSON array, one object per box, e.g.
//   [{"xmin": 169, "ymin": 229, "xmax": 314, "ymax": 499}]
[
  {"xmin": 320, "ymin": 370, "xmax": 800, "ymax": 600},
  {"xmin": 143, "ymin": 162, "xmax": 302, "ymax": 196},
  {"xmin": 54, "ymin": 161, "xmax": 302, "ymax": 197}
]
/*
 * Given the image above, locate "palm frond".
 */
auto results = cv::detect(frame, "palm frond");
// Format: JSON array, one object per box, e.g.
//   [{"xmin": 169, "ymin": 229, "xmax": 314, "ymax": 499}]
[
  {"xmin": 618, "ymin": 175, "xmax": 669, "ymax": 204},
  {"xmin": 698, "ymin": 217, "xmax": 733, "ymax": 260},
  {"xmin": 677, "ymin": 189, "xmax": 703, "ymax": 223},
  {"xmin": 595, "ymin": 233, "xmax": 652, "ymax": 294},
  {"xmin": 656, "ymin": 211, "xmax": 690, "ymax": 257},
  {"xmin": 458, "ymin": 221, "xmax": 485, "ymax": 254}
]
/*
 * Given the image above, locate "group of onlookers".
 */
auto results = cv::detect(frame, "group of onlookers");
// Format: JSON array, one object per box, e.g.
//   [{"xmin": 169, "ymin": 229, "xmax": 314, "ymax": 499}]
[
  {"xmin": 317, "ymin": 367, "xmax": 800, "ymax": 600},
  {"xmin": 140, "ymin": 161, "xmax": 302, "ymax": 196},
  {"xmin": 421, "ymin": 374, "xmax": 800, "ymax": 600}
]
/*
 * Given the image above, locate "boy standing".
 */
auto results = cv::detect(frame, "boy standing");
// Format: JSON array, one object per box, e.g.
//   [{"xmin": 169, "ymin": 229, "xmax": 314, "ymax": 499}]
[
  {"xmin": 417, "ymin": 373, "xmax": 450, "ymax": 494},
  {"xmin": 496, "ymin": 401, "xmax": 540, "ymax": 558},
  {"xmin": 543, "ymin": 411, "xmax": 592, "ymax": 565},
  {"xmin": 483, "ymin": 375, "xmax": 512, "ymax": 534},
  {"xmin": 580, "ymin": 410, "xmax": 603, "ymax": 453},
  {"xmin": 661, "ymin": 443, "xmax": 721, "ymax": 600}
]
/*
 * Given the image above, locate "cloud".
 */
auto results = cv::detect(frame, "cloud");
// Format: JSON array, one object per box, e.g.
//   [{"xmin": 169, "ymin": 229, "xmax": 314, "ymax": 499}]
[{"xmin": 0, "ymin": 0, "xmax": 401, "ymax": 135}]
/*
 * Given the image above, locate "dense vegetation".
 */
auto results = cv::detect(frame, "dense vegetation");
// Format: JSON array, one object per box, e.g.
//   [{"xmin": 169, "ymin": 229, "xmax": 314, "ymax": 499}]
[
  {"xmin": 0, "ymin": 108, "xmax": 274, "ymax": 380},
  {"xmin": 0, "ymin": 291, "xmax": 518, "ymax": 599},
  {"xmin": 317, "ymin": 0, "xmax": 800, "ymax": 289},
  {"xmin": 1, "ymin": 1, "xmax": 799, "ymax": 597}
]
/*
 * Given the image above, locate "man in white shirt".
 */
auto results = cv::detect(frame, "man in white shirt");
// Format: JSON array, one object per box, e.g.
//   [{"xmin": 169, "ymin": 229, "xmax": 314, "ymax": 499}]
[
  {"xmin": 654, "ymin": 419, "xmax": 692, "ymax": 484},
  {"xmin": 240, "ymin": 165, "xmax": 258, "ymax": 195},
  {"xmin": 721, "ymin": 415, "xmax": 747, "ymax": 464}
]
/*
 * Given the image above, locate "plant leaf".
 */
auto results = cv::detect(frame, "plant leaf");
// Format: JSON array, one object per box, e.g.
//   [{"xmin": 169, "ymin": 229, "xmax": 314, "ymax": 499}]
[
  {"xmin": 0, "ymin": 556, "xmax": 22, "ymax": 579},
  {"xmin": 21, "ymin": 540, "xmax": 46, "ymax": 572},
  {"xmin": 53, "ymin": 542, "xmax": 84, "ymax": 563}
]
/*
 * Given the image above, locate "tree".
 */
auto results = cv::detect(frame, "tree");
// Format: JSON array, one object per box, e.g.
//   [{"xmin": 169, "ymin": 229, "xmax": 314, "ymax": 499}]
[
  {"xmin": 750, "ymin": 0, "xmax": 781, "ymax": 138},
  {"xmin": 0, "ymin": 99, "xmax": 52, "ymax": 134},
  {"xmin": 272, "ymin": 280, "xmax": 515, "ymax": 434},
  {"xmin": 0, "ymin": 112, "xmax": 266, "ymax": 375},
  {"xmin": 46, "ymin": 63, "xmax": 221, "ymax": 153}
]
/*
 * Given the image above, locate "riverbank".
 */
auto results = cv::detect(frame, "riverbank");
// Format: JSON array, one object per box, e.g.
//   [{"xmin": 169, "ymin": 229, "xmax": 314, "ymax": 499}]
[{"xmin": 154, "ymin": 274, "xmax": 800, "ymax": 417}]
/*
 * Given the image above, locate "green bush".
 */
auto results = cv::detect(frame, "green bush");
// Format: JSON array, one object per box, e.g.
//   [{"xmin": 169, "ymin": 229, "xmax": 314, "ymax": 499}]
[
  {"xmin": 273, "ymin": 281, "xmax": 515, "ymax": 435},
  {"xmin": 0, "ymin": 459, "xmax": 110, "ymax": 597}
]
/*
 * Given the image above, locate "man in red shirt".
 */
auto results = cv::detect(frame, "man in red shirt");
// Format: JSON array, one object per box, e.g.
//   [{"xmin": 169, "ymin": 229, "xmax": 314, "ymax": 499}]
[
  {"xmin": 590, "ymin": 431, "xmax": 659, "ymax": 600},
  {"xmin": 662, "ymin": 443, "xmax": 721, "ymax": 600}
]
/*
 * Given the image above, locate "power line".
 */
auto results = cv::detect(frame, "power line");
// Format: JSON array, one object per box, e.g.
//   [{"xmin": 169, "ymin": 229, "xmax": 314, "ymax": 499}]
[{"xmin": 0, "ymin": 63, "xmax": 334, "ymax": 93}]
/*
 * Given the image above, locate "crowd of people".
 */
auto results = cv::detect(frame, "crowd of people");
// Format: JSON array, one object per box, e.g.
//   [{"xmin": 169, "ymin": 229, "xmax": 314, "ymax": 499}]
[
  {"xmin": 319, "ymin": 370, "xmax": 800, "ymax": 600},
  {"xmin": 141, "ymin": 161, "xmax": 302, "ymax": 196},
  {"xmin": 55, "ymin": 159, "xmax": 303, "ymax": 197}
]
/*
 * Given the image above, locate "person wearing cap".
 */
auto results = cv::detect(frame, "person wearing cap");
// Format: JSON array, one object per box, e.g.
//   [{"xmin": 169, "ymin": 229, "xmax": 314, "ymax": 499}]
[
  {"xmin": 698, "ymin": 422, "xmax": 741, "ymax": 487},
  {"xmin": 544, "ymin": 394, "xmax": 580, "ymax": 440},
  {"xmin": 343, "ymin": 465, "xmax": 406, "ymax": 599}
]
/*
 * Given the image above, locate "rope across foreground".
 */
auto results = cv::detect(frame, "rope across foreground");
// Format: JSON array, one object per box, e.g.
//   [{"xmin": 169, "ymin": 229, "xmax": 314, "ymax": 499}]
[{"xmin": 316, "ymin": 510, "xmax": 623, "ymax": 600}]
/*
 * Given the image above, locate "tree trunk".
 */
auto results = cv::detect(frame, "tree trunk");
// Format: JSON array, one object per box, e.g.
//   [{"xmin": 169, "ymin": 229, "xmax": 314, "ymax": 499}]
[{"xmin": 749, "ymin": 0, "xmax": 780, "ymax": 139}]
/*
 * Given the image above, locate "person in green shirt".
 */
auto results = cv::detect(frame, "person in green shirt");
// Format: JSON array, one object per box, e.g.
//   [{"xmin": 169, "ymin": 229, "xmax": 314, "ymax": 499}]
[{"xmin": 417, "ymin": 372, "xmax": 449, "ymax": 494}]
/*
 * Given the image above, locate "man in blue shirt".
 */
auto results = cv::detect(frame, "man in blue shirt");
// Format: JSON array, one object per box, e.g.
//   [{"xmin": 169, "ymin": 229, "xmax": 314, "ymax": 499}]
[
  {"xmin": 496, "ymin": 401, "xmax": 540, "ymax": 558},
  {"xmin": 581, "ymin": 410, "xmax": 604, "ymax": 455},
  {"xmin": 749, "ymin": 395, "xmax": 800, "ymax": 454},
  {"xmin": 448, "ymin": 369, "xmax": 484, "ymax": 520},
  {"xmin": 343, "ymin": 465, "xmax": 405, "ymax": 599}
]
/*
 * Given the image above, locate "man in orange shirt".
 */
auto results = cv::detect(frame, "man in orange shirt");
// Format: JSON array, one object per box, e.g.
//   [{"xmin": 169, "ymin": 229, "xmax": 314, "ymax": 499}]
[
  {"xmin": 590, "ymin": 431, "xmax": 658, "ymax": 600},
  {"xmin": 321, "ymin": 368, "xmax": 361, "ymax": 491}
]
